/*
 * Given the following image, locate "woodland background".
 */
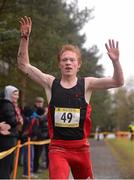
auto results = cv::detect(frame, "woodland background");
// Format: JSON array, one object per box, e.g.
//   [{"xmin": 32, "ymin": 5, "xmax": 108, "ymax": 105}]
[{"xmin": 0, "ymin": 0, "xmax": 134, "ymax": 131}]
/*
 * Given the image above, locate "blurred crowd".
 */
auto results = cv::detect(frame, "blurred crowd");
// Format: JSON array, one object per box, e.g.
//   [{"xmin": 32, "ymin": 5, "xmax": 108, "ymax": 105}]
[{"xmin": 0, "ymin": 85, "xmax": 49, "ymax": 179}]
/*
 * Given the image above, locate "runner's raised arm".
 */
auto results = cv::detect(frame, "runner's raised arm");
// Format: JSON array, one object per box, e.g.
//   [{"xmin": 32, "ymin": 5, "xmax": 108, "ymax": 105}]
[{"xmin": 17, "ymin": 16, "xmax": 55, "ymax": 102}]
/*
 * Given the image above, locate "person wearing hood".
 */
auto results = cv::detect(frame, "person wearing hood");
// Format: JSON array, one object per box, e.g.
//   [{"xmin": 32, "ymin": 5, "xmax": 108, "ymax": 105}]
[{"xmin": 0, "ymin": 85, "xmax": 23, "ymax": 179}]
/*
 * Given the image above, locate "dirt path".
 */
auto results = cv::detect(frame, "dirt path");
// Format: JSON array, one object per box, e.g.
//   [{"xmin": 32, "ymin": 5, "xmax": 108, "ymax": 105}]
[{"xmin": 90, "ymin": 139, "xmax": 123, "ymax": 179}]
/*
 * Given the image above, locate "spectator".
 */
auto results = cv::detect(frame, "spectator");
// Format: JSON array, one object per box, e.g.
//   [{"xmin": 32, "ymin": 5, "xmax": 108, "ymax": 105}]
[
  {"xmin": 0, "ymin": 85, "xmax": 23, "ymax": 179},
  {"xmin": 33, "ymin": 97, "xmax": 49, "ymax": 173},
  {"xmin": 95, "ymin": 126, "xmax": 101, "ymax": 141},
  {"xmin": 21, "ymin": 105, "xmax": 38, "ymax": 178},
  {"xmin": 40, "ymin": 106, "xmax": 49, "ymax": 169},
  {"xmin": 128, "ymin": 122, "xmax": 134, "ymax": 141}
]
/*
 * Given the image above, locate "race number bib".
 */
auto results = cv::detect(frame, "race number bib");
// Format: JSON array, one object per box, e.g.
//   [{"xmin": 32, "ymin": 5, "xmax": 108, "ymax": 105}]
[{"xmin": 54, "ymin": 107, "xmax": 80, "ymax": 127}]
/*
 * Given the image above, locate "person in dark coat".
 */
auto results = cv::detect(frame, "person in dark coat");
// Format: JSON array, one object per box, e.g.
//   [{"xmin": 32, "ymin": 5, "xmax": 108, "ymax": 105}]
[
  {"xmin": 0, "ymin": 85, "xmax": 23, "ymax": 179},
  {"xmin": 32, "ymin": 97, "xmax": 49, "ymax": 173}
]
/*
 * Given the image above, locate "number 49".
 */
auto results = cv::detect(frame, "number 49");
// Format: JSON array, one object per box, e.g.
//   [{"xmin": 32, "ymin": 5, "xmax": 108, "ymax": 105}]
[{"xmin": 61, "ymin": 112, "xmax": 72, "ymax": 123}]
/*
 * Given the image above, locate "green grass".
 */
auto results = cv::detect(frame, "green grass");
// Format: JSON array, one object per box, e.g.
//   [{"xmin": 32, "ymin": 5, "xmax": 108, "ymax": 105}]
[
  {"xmin": 11, "ymin": 165, "xmax": 49, "ymax": 179},
  {"xmin": 106, "ymin": 138, "xmax": 134, "ymax": 179}
]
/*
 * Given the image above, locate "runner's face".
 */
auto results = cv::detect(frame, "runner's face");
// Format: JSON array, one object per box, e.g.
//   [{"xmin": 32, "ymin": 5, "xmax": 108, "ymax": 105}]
[{"xmin": 59, "ymin": 51, "xmax": 81, "ymax": 77}]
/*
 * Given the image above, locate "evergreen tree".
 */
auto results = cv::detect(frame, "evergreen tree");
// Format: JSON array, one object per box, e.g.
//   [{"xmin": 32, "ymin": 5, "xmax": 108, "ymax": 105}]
[{"xmin": 0, "ymin": 0, "xmax": 113, "ymax": 130}]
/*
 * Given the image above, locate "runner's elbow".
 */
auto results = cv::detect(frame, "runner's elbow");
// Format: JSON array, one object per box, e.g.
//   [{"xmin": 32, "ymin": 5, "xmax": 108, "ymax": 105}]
[
  {"xmin": 115, "ymin": 79, "xmax": 124, "ymax": 87},
  {"xmin": 17, "ymin": 61, "xmax": 29, "ymax": 73}
]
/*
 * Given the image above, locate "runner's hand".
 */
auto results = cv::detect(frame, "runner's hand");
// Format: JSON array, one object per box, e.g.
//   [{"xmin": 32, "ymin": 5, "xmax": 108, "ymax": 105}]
[
  {"xmin": 19, "ymin": 16, "xmax": 32, "ymax": 39},
  {"xmin": 105, "ymin": 39, "xmax": 119, "ymax": 62}
]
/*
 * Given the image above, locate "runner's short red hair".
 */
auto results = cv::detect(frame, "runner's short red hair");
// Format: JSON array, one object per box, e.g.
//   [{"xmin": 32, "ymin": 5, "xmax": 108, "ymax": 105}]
[{"xmin": 57, "ymin": 44, "xmax": 82, "ymax": 63}]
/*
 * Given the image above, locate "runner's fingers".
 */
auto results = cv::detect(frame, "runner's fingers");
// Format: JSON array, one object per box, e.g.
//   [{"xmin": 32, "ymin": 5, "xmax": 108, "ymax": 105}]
[
  {"xmin": 112, "ymin": 39, "xmax": 115, "ymax": 48},
  {"xmin": 105, "ymin": 43, "xmax": 109, "ymax": 51},
  {"xmin": 108, "ymin": 39, "xmax": 112, "ymax": 48},
  {"xmin": 24, "ymin": 16, "xmax": 29, "ymax": 24},
  {"xmin": 20, "ymin": 17, "xmax": 27, "ymax": 25},
  {"xmin": 116, "ymin": 41, "xmax": 119, "ymax": 48},
  {"xmin": 28, "ymin": 17, "xmax": 32, "ymax": 26}
]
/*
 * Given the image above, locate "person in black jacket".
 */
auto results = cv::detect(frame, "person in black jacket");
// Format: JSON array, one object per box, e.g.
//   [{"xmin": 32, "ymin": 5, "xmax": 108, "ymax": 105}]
[
  {"xmin": 33, "ymin": 97, "xmax": 49, "ymax": 173},
  {"xmin": 0, "ymin": 85, "xmax": 23, "ymax": 179}
]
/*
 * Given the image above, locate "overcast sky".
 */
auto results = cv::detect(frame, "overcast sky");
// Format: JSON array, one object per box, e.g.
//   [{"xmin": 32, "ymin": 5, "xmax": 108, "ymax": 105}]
[{"xmin": 75, "ymin": 0, "xmax": 134, "ymax": 82}]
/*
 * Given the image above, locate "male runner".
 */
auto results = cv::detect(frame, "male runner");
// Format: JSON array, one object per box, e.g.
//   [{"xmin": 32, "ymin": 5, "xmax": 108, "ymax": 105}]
[{"xmin": 17, "ymin": 16, "xmax": 124, "ymax": 179}]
